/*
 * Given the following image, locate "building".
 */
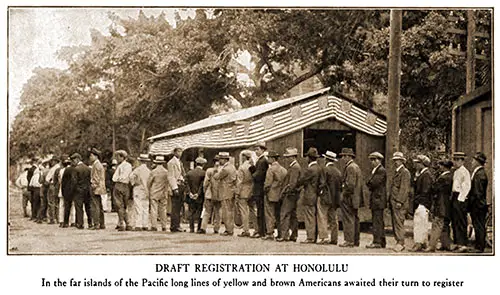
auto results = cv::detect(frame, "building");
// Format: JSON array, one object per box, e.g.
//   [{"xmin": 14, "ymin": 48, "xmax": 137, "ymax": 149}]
[
  {"xmin": 148, "ymin": 87, "xmax": 387, "ymax": 221},
  {"xmin": 451, "ymin": 84, "xmax": 493, "ymax": 204}
]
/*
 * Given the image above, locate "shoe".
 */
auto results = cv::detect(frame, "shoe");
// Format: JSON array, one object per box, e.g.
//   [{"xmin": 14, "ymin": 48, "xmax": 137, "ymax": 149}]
[
  {"xmin": 61, "ymin": 224, "xmax": 69, "ymax": 228},
  {"xmin": 76, "ymin": 225, "xmax": 84, "ymax": 230},
  {"xmin": 24, "ymin": 214, "xmax": 29, "ymax": 218},
  {"xmin": 48, "ymin": 220, "xmax": 55, "ymax": 224},
  {"xmin": 125, "ymin": 226, "xmax": 133, "ymax": 231},
  {"xmin": 261, "ymin": 235, "xmax": 274, "ymax": 240},
  {"xmin": 393, "ymin": 244, "xmax": 405, "ymax": 252},
  {"xmin": 317, "ymin": 239, "xmax": 330, "ymax": 245},
  {"xmin": 36, "ymin": 220, "xmax": 42, "ymax": 224},
  {"xmin": 423, "ymin": 247, "xmax": 436, "ymax": 253},
  {"xmin": 276, "ymin": 237, "xmax": 285, "ymax": 242},
  {"xmin": 237, "ymin": 232, "xmax": 251, "ymax": 237},
  {"xmin": 115, "ymin": 225, "xmax": 121, "ymax": 230},
  {"xmin": 366, "ymin": 243, "xmax": 383, "ymax": 249},
  {"xmin": 289, "ymin": 237, "xmax": 297, "ymax": 242},
  {"xmin": 329, "ymin": 241, "xmax": 338, "ymax": 245},
  {"xmin": 59, "ymin": 223, "xmax": 63, "ymax": 228},
  {"xmin": 469, "ymin": 248, "xmax": 484, "ymax": 253},
  {"xmin": 100, "ymin": 225, "xmax": 106, "ymax": 230},
  {"xmin": 150, "ymin": 227, "xmax": 158, "ymax": 232},
  {"xmin": 250, "ymin": 232, "xmax": 261, "ymax": 239},
  {"xmin": 142, "ymin": 227, "xmax": 148, "ymax": 231},
  {"xmin": 300, "ymin": 239, "xmax": 315, "ymax": 244},
  {"xmin": 162, "ymin": 228, "xmax": 167, "ymax": 232},
  {"xmin": 213, "ymin": 230, "xmax": 219, "ymax": 234},
  {"xmin": 171, "ymin": 228, "xmax": 184, "ymax": 233},
  {"xmin": 70, "ymin": 223, "xmax": 76, "ymax": 227},
  {"xmin": 410, "ymin": 243, "xmax": 425, "ymax": 252},
  {"xmin": 189, "ymin": 228, "xmax": 195, "ymax": 233},
  {"xmin": 117, "ymin": 226, "xmax": 125, "ymax": 232},
  {"xmin": 339, "ymin": 242, "xmax": 355, "ymax": 248},
  {"xmin": 437, "ymin": 246, "xmax": 451, "ymax": 251},
  {"xmin": 134, "ymin": 227, "xmax": 142, "ymax": 231},
  {"xmin": 454, "ymin": 246, "xmax": 469, "ymax": 253},
  {"xmin": 197, "ymin": 229, "xmax": 206, "ymax": 234},
  {"xmin": 220, "ymin": 231, "xmax": 233, "ymax": 236}
]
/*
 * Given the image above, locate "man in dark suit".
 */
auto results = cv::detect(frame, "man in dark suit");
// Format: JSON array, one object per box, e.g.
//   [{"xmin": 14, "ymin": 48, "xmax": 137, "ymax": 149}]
[
  {"xmin": 366, "ymin": 152, "xmax": 387, "ymax": 249},
  {"xmin": 297, "ymin": 147, "xmax": 323, "ymax": 244},
  {"xmin": 185, "ymin": 157, "xmax": 207, "ymax": 233},
  {"xmin": 425, "ymin": 160, "xmax": 453, "ymax": 252},
  {"xmin": 411, "ymin": 155, "xmax": 434, "ymax": 252},
  {"xmin": 339, "ymin": 148, "xmax": 363, "ymax": 247},
  {"xmin": 61, "ymin": 158, "xmax": 75, "ymax": 227},
  {"xmin": 277, "ymin": 147, "xmax": 302, "ymax": 242},
  {"xmin": 389, "ymin": 152, "xmax": 411, "ymax": 252},
  {"xmin": 468, "ymin": 152, "xmax": 489, "ymax": 253},
  {"xmin": 70, "ymin": 153, "xmax": 92, "ymax": 229},
  {"xmin": 249, "ymin": 141, "xmax": 269, "ymax": 238}
]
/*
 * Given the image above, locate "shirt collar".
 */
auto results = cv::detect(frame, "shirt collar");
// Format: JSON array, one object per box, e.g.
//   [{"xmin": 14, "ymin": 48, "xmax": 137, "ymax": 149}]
[
  {"xmin": 440, "ymin": 170, "xmax": 451, "ymax": 177},
  {"xmin": 396, "ymin": 164, "xmax": 404, "ymax": 172},
  {"xmin": 372, "ymin": 164, "xmax": 381, "ymax": 174},
  {"xmin": 290, "ymin": 160, "xmax": 297, "ymax": 167},
  {"xmin": 345, "ymin": 160, "xmax": 353, "ymax": 167},
  {"xmin": 472, "ymin": 166, "xmax": 483, "ymax": 176},
  {"xmin": 257, "ymin": 153, "xmax": 265, "ymax": 160},
  {"xmin": 420, "ymin": 167, "xmax": 429, "ymax": 174},
  {"xmin": 326, "ymin": 162, "xmax": 335, "ymax": 167},
  {"xmin": 308, "ymin": 161, "xmax": 318, "ymax": 168}
]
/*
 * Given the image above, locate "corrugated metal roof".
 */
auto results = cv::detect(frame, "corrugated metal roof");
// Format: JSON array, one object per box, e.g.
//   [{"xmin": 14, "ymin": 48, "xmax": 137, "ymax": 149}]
[
  {"xmin": 148, "ymin": 87, "xmax": 331, "ymax": 140},
  {"xmin": 149, "ymin": 93, "xmax": 387, "ymax": 155}
]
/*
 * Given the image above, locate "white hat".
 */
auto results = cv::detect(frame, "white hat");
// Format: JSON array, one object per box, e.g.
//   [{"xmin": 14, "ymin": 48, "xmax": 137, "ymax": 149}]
[
  {"xmin": 137, "ymin": 154, "xmax": 151, "ymax": 161},
  {"xmin": 323, "ymin": 151, "xmax": 338, "ymax": 161}
]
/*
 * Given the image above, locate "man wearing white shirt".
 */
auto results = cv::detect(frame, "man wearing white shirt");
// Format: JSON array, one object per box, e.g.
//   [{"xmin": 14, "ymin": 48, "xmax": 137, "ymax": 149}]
[
  {"xmin": 46, "ymin": 157, "xmax": 61, "ymax": 224},
  {"xmin": 29, "ymin": 160, "xmax": 43, "ymax": 223},
  {"xmin": 129, "ymin": 154, "xmax": 151, "ymax": 231},
  {"xmin": 15, "ymin": 168, "xmax": 30, "ymax": 218},
  {"xmin": 112, "ymin": 150, "xmax": 133, "ymax": 231},
  {"xmin": 451, "ymin": 152, "xmax": 471, "ymax": 253}
]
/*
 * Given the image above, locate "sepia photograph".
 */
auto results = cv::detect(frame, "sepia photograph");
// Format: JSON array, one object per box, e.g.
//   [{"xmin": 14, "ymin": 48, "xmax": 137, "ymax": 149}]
[{"xmin": 7, "ymin": 6, "xmax": 494, "ymax": 255}]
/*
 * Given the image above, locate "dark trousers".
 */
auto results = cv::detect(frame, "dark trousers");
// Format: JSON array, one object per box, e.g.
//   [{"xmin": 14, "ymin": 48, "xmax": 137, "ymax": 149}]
[
  {"xmin": 340, "ymin": 200, "xmax": 360, "ymax": 245},
  {"xmin": 440, "ymin": 216, "xmax": 452, "ymax": 249},
  {"xmin": 63, "ymin": 197, "xmax": 74, "ymax": 225},
  {"xmin": 113, "ymin": 183, "xmax": 130, "ymax": 227},
  {"xmin": 74, "ymin": 192, "xmax": 92, "ymax": 228},
  {"xmin": 170, "ymin": 192, "xmax": 183, "ymax": 230},
  {"xmin": 279, "ymin": 195, "xmax": 298, "ymax": 240},
  {"xmin": 451, "ymin": 193, "xmax": 468, "ymax": 246},
  {"xmin": 91, "ymin": 194, "xmax": 105, "ymax": 228},
  {"xmin": 40, "ymin": 185, "xmax": 49, "ymax": 220},
  {"xmin": 390, "ymin": 202, "xmax": 406, "ymax": 245},
  {"xmin": 31, "ymin": 188, "xmax": 41, "ymax": 221},
  {"xmin": 372, "ymin": 209, "xmax": 386, "ymax": 247},
  {"xmin": 47, "ymin": 185, "xmax": 59, "ymax": 222},
  {"xmin": 470, "ymin": 207, "xmax": 487, "ymax": 251},
  {"xmin": 251, "ymin": 195, "xmax": 266, "ymax": 236},
  {"xmin": 188, "ymin": 201, "xmax": 203, "ymax": 231}
]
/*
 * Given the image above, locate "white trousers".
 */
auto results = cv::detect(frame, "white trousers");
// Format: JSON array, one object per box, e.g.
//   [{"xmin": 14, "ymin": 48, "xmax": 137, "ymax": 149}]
[
  {"xmin": 133, "ymin": 192, "xmax": 150, "ymax": 228},
  {"xmin": 101, "ymin": 193, "xmax": 110, "ymax": 212},
  {"xmin": 413, "ymin": 204, "xmax": 430, "ymax": 244}
]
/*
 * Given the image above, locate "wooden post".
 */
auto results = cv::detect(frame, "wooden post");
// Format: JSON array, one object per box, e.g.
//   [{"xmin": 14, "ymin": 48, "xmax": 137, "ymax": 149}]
[
  {"xmin": 466, "ymin": 10, "xmax": 476, "ymax": 93},
  {"xmin": 111, "ymin": 84, "xmax": 116, "ymax": 155},
  {"xmin": 386, "ymin": 10, "xmax": 403, "ymax": 188}
]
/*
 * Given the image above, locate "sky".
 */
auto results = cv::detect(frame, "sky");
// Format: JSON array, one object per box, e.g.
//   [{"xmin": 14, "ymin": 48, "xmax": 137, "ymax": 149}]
[{"xmin": 8, "ymin": 8, "xmax": 196, "ymax": 124}]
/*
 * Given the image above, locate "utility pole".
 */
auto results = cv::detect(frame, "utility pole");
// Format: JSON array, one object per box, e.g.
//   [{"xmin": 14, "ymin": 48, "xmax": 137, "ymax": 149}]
[
  {"xmin": 111, "ymin": 83, "xmax": 116, "ymax": 155},
  {"xmin": 466, "ymin": 10, "xmax": 476, "ymax": 93},
  {"xmin": 386, "ymin": 9, "xmax": 403, "ymax": 188}
]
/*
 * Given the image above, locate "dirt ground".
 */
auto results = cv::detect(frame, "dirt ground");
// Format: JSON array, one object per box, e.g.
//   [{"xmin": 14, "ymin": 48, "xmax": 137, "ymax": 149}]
[{"xmin": 7, "ymin": 185, "xmax": 491, "ymax": 255}]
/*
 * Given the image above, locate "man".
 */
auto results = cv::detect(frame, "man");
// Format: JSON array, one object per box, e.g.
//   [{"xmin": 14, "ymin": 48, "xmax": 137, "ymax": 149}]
[
  {"xmin": 200, "ymin": 156, "xmax": 221, "ymax": 234},
  {"xmin": 297, "ymin": 147, "xmax": 323, "ymax": 244},
  {"xmin": 167, "ymin": 147, "xmax": 186, "ymax": 232},
  {"xmin": 56, "ymin": 158, "xmax": 73, "ymax": 227},
  {"xmin": 317, "ymin": 151, "xmax": 342, "ymax": 245},
  {"xmin": 129, "ymin": 154, "xmax": 151, "ymax": 231},
  {"xmin": 89, "ymin": 148, "xmax": 106, "ymax": 230},
  {"xmin": 262, "ymin": 150, "xmax": 287, "ymax": 240},
  {"xmin": 451, "ymin": 152, "xmax": 471, "ymax": 253},
  {"xmin": 468, "ymin": 152, "xmax": 488, "ymax": 253},
  {"xmin": 388, "ymin": 152, "xmax": 411, "ymax": 252},
  {"xmin": 425, "ymin": 160, "xmax": 453, "ymax": 252},
  {"xmin": 248, "ymin": 141, "xmax": 269, "ymax": 238},
  {"xmin": 213, "ymin": 152, "xmax": 237, "ymax": 236},
  {"xmin": 61, "ymin": 158, "xmax": 76, "ymax": 227},
  {"xmin": 147, "ymin": 155, "xmax": 168, "ymax": 231},
  {"xmin": 29, "ymin": 159, "xmax": 43, "ymax": 223},
  {"xmin": 277, "ymin": 147, "xmax": 302, "ymax": 242},
  {"xmin": 108, "ymin": 159, "xmax": 118, "ymax": 212},
  {"xmin": 185, "ymin": 157, "xmax": 207, "ymax": 233},
  {"xmin": 15, "ymin": 167, "xmax": 30, "ymax": 218},
  {"xmin": 112, "ymin": 150, "xmax": 133, "ymax": 231},
  {"xmin": 39, "ymin": 159, "xmax": 51, "ymax": 222},
  {"xmin": 366, "ymin": 151, "xmax": 387, "ymax": 249},
  {"xmin": 45, "ymin": 156, "xmax": 61, "ymax": 224},
  {"xmin": 339, "ymin": 148, "xmax": 363, "ymax": 247},
  {"xmin": 71, "ymin": 153, "xmax": 92, "ymax": 229},
  {"xmin": 236, "ymin": 150, "xmax": 254, "ymax": 237},
  {"xmin": 27, "ymin": 158, "xmax": 38, "ymax": 221},
  {"xmin": 411, "ymin": 155, "xmax": 433, "ymax": 252}
]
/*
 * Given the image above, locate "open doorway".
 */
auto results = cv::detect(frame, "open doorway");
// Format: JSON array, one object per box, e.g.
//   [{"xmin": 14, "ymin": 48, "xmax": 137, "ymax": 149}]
[{"xmin": 303, "ymin": 129, "xmax": 356, "ymax": 156}]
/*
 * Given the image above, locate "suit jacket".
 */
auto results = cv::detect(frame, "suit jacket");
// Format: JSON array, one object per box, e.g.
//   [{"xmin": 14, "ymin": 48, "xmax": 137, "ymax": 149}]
[
  {"xmin": 214, "ymin": 162, "xmax": 237, "ymax": 201},
  {"xmin": 366, "ymin": 165, "xmax": 386, "ymax": 210},
  {"xmin": 148, "ymin": 165, "xmax": 169, "ymax": 200},
  {"xmin": 431, "ymin": 171, "xmax": 452, "ymax": 217},
  {"xmin": 236, "ymin": 160, "xmax": 253, "ymax": 199},
  {"xmin": 389, "ymin": 165, "xmax": 411, "ymax": 207},
  {"xmin": 185, "ymin": 167, "xmax": 206, "ymax": 204},
  {"xmin": 298, "ymin": 162, "xmax": 323, "ymax": 206},
  {"xmin": 203, "ymin": 167, "xmax": 219, "ymax": 200},
  {"xmin": 54, "ymin": 167, "xmax": 63, "ymax": 193},
  {"xmin": 91, "ymin": 159, "xmax": 107, "ymax": 195},
  {"xmin": 61, "ymin": 166, "xmax": 74, "ymax": 200},
  {"xmin": 72, "ymin": 163, "xmax": 91, "ymax": 199},
  {"xmin": 249, "ymin": 155, "xmax": 269, "ymax": 197},
  {"xmin": 167, "ymin": 156, "xmax": 184, "ymax": 192},
  {"xmin": 264, "ymin": 161, "xmax": 287, "ymax": 202},
  {"xmin": 414, "ymin": 168, "xmax": 433, "ymax": 210},
  {"xmin": 324, "ymin": 163, "xmax": 342, "ymax": 208},
  {"xmin": 468, "ymin": 167, "xmax": 488, "ymax": 210},
  {"xmin": 282, "ymin": 160, "xmax": 302, "ymax": 200},
  {"xmin": 342, "ymin": 160, "xmax": 363, "ymax": 209}
]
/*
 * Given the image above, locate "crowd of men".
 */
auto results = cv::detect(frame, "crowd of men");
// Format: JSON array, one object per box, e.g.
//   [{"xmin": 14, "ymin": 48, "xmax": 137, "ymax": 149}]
[{"xmin": 15, "ymin": 142, "xmax": 489, "ymax": 253}]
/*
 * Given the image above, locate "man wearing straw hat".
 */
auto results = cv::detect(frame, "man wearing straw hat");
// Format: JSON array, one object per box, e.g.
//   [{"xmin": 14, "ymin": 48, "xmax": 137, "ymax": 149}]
[
  {"xmin": 70, "ymin": 153, "xmax": 93, "ymax": 229},
  {"xmin": 236, "ymin": 150, "xmax": 254, "ymax": 237},
  {"xmin": 317, "ymin": 151, "xmax": 341, "ymax": 245},
  {"xmin": 388, "ymin": 151, "xmax": 411, "ymax": 252},
  {"xmin": 129, "ymin": 154, "xmax": 152, "ymax": 231},
  {"xmin": 263, "ymin": 150, "xmax": 287, "ymax": 240},
  {"xmin": 113, "ymin": 150, "xmax": 133, "ymax": 231},
  {"xmin": 366, "ymin": 151, "xmax": 387, "ymax": 249},
  {"xmin": 148, "ymin": 155, "xmax": 169, "ymax": 231},
  {"xmin": 185, "ymin": 157, "xmax": 207, "ymax": 233},
  {"xmin": 468, "ymin": 152, "xmax": 488, "ymax": 253},
  {"xmin": 297, "ymin": 147, "xmax": 323, "ymax": 244},
  {"xmin": 200, "ymin": 155, "xmax": 221, "ymax": 234},
  {"xmin": 338, "ymin": 148, "xmax": 363, "ymax": 247},
  {"xmin": 411, "ymin": 154, "xmax": 433, "ymax": 252},
  {"xmin": 168, "ymin": 147, "xmax": 186, "ymax": 233},
  {"xmin": 277, "ymin": 147, "xmax": 302, "ymax": 242},
  {"xmin": 214, "ymin": 152, "xmax": 238, "ymax": 236},
  {"xmin": 451, "ymin": 152, "xmax": 471, "ymax": 253},
  {"xmin": 89, "ymin": 148, "xmax": 107, "ymax": 230},
  {"xmin": 249, "ymin": 141, "xmax": 269, "ymax": 238}
]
